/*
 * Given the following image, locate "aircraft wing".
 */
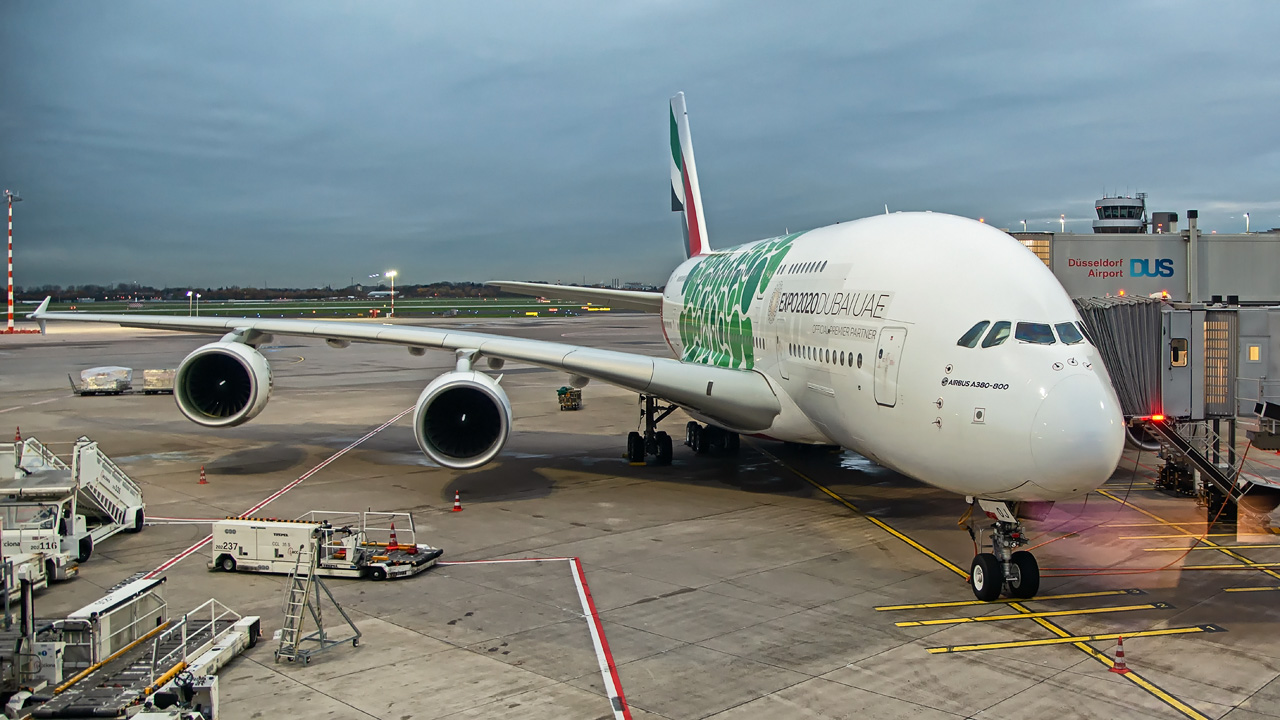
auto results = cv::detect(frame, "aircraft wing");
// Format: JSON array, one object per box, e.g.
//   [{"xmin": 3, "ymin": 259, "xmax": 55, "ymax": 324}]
[
  {"xmin": 28, "ymin": 298, "xmax": 780, "ymax": 431},
  {"xmin": 486, "ymin": 281, "xmax": 663, "ymax": 313}
]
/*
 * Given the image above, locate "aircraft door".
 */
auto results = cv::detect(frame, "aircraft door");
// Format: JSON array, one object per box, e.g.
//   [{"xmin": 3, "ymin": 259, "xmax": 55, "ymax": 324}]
[
  {"xmin": 874, "ymin": 327, "xmax": 907, "ymax": 407},
  {"xmin": 774, "ymin": 335, "xmax": 789, "ymax": 379}
]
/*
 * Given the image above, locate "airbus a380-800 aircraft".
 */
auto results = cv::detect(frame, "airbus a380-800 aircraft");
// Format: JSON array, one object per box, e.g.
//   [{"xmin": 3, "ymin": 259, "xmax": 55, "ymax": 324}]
[{"xmin": 30, "ymin": 93, "xmax": 1124, "ymax": 601}]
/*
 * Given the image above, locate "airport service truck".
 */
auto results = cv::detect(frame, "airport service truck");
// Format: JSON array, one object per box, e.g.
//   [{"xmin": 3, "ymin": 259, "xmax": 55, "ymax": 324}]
[
  {"xmin": 209, "ymin": 511, "xmax": 442, "ymax": 580},
  {"xmin": 0, "ymin": 435, "xmax": 146, "ymax": 582}
]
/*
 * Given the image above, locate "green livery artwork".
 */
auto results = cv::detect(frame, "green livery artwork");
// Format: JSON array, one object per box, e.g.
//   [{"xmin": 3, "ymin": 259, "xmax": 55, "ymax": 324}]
[{"xmin": 678, "ymin": 232, "xmax": 802, "ymax": 369}]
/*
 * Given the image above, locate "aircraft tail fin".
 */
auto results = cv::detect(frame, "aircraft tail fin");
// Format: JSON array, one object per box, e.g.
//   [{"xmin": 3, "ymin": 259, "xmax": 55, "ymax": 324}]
[{"xmin": 670, "ymin": 92, "xmax": 710, "ymax": 257}]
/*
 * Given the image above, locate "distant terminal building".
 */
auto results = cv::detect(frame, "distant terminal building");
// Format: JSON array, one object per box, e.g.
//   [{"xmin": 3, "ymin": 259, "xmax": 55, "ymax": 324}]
[{"xmin": 1010, "ymin": 194, "xmax": 1280, "ymax": 304}]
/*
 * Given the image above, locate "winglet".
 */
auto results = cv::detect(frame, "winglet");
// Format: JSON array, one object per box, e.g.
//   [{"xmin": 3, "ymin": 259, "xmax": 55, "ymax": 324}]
[{"xmin": 28, "ymin": 296, "xmax": 50, "ymax": 335}]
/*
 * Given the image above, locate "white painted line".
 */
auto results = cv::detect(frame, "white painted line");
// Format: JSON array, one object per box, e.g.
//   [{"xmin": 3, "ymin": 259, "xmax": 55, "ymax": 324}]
[
  {"xmin": 0, "ymin": 407, "xmax": 20, "ymax": 414},
  {"xmin": 145, "ymin": 406, "xmax": 413, "ymax": 579},
  {"xmin": 570, "ymin": 557, "xmax": 632, "ymax": 720}
]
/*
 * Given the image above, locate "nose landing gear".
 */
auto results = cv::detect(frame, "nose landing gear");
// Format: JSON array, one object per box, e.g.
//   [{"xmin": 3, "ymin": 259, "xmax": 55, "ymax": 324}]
[{"xmin": 967, "ymin": 499, "xmax": 1040, "ymax": 601}]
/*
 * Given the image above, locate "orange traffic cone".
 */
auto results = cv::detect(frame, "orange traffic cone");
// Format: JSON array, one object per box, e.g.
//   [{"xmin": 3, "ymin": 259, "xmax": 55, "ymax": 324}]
[
  {"xmin": 1110, "ymin": 636, "xmax": 1130, "ymax": 674},
  {"xmin": 387, "ymin": 522, "xmax": 400, "ymax": 552},
  {"xmin": 452, "ymin": 490, "xmax": 463, "ymax": 512},
  {"xmin": 13, "ymin": 427, "xmax": 20, "ymax": 443},
  {"xmin": 198, "ymin": 466, "xmax": 208, "ymax": 485}
]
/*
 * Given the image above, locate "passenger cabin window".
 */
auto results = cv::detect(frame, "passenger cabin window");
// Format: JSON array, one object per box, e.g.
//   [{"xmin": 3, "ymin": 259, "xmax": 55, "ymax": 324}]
[
  {"xmin": 981, "ymin": 321, "xmax": 1011, "ymax": 348},
  {"xmin": 957, "ymin": 321, "xmax": 991, "ymax": 348},
  {"xmin": 1015, "ymin": 322, "xmax": 1056, "ymax": 345},
  {"xmin": 1054, "ymin": 322, "xmax": 1084, "ymax": 345}
]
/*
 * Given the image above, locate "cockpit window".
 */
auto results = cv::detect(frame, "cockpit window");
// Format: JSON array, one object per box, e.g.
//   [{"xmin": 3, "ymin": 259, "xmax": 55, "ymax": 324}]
[
  {"xmin": 981, "ymin": 321, "xmax": 1011, "ymax": 348},
  {"xmin": 1015, "ymin": 322, "xmax": 1056, "ymax": 345},
  {"xmin": 1054, "ymin": 322, "xmax": 1084, "ymax": 345},
  {"xmin": 957, "ymin": 321, "xmax": 990, "ymax": 348},
  {"xmin": 1075, "ymin": 321, "xmax": 1095, "ymax": 345}
]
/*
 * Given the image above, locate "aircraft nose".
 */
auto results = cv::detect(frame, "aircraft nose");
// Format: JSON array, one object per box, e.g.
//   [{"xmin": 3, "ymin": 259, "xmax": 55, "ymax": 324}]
[{"xmin": 1029, "ymin": 373, "xmax": 1125, "ymax": 497}]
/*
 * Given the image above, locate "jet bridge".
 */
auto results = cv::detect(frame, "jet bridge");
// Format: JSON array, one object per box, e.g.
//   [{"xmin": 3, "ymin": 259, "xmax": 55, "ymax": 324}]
[{"xmin": 1077, "ymin": 298, "xmax": 1280, "ymax": 527}]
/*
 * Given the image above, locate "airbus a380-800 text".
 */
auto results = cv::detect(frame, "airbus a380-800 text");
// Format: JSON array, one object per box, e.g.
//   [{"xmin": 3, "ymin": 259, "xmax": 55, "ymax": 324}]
[{"xmin": 30, "ymin": 93, "xmax": 1125, "ymax": 601}]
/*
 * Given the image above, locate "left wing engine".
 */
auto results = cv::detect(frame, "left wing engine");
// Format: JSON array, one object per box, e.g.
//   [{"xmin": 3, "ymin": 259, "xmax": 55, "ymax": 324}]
[{"xmin": 413, "ymin": 370, "xmax": 512, "ymax": 469}]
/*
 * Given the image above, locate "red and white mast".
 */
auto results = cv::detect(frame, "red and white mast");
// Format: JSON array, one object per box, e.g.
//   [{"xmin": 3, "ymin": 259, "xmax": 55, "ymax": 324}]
[{"xmin": 5, "ymin": 190, "xmax": 19, "ymax": 332}]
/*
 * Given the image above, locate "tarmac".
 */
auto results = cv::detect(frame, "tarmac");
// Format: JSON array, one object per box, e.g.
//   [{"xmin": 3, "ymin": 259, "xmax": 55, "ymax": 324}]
[{"xmin": 4, "ymin": 314, "xmax": 1280, "ymax": 719}]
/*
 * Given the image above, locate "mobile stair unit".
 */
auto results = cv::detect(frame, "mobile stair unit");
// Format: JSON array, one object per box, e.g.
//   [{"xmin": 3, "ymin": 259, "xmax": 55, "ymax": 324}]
[
  {"xmin": 0, "ymin": 435, "xmax": 146, "ymax": 568},
  {"xmin": 275, "ymin": 527, "xmax": 361, "ymax": 665}
]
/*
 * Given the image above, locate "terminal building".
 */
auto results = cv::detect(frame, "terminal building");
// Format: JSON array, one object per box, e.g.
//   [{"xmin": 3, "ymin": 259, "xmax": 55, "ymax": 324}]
[{"xmin": 1009, "ymin": 193, "xmax": 1280, "ymax": 305}]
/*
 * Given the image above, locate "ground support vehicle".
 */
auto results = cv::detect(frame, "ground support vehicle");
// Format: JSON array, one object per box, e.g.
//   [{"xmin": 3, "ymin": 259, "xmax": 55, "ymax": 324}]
[
  {"xmin": 0, "ymin": 436, "xmax": 146, "ymax": 572},
  {"xmin": 209, "ymin": 511, "xmax": 441, "ymax": 580}
]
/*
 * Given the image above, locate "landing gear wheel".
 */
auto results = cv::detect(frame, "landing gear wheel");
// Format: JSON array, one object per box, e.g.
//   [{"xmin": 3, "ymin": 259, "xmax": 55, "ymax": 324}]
[
  {"xmin": 693, "ymin": 425, "xmax": 711, "ymax": 454},
  {"xmin": 626, "ymin": 431, "xmax": 645, "ymax": 464},
  {"xmin": 219, "ymin": 555, "xmax": 237, "ymax": 572},
  {"xmin": 1008, "ymin": 551, "xmax": 1040, "ymax": 599},
  {"xmin": 970, "ymin": 553, "xmax": 1003, "ymax": 601},
  {"xmin": 685, "ymin": 421, "xmax": 699, "ymax": 447},
  {"xmin": 654, "ymin": 432, "xmax": 673, "ymax": 465},
  {"xmin": 723, "ymin": 432, "xmax": 740, "ymax": 454}
]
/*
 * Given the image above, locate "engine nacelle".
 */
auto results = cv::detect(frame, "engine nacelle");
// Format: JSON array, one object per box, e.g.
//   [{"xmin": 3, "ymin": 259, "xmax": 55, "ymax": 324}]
[
  {"xmin": 174, "ymin": 342, "xmax": 273, "ymax": 427},
  {"xmin": 413, "ymin": 371, "xmax": 512, "ymax": 469}
]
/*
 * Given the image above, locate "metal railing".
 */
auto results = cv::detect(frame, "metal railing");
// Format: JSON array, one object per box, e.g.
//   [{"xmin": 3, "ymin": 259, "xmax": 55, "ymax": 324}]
[
  {"xmin": 148, "ymin": 598, "xmax": 242, "ymax": 685},
  {"xmin": 21, "ymin": 438, "xmax": 68, "ymax": 471}
]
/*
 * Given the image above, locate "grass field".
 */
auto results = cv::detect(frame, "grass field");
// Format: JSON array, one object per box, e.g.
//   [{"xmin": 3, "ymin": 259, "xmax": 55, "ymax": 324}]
[{"xmin": 34, "ymin": 297, "xmax": 618, "ymax": 319}]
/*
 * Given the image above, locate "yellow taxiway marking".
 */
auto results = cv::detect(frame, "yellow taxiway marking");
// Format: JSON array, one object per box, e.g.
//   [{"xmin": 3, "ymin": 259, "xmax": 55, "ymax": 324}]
[
  {"xmin": 927, "ymin": 624, "xmax": 1225, "ymax": 654},
  {"xmin": 926, "ymin": 622, "xmax": 1223, "ymax": 650},
  {"xmin": 749, "ymin": 443, "xmax": 968, "ymax": 578},
  {"xmin": 1223, "ymin": 585, "xmax": 1280, "ymax": 593},
  {"xmin": 1009, "ymin": 599, "xmax": 1211, "ymax": 720},
  {"xmin": 1098, "ymin": 490, "xmax": 1280, "ymax": 585},
  {"xmin": 875, "ymin": 588, "xmax": 1146, "ymax": 611},
  {"xmin": 751, "ymin": 455, "xmax": 1214, "ymax": 720},
  {"xmin": 1144, "ymin": 544, "xmax": 1280, "ymax": 552},
  {"xmin": 1104, "ymin": 522, "xmax": 1206, "ymax": 528},
  {"xmin": 1119, "ymin": 533, "xmax": 1236, "ymax": 540},
  {"xmin": 895, "ymin": 602, "xmax": 1171, "ymax": 627},
  {"xmin": 1180, "ymin": 562, "xmax": 1280, "ymax": 570}
]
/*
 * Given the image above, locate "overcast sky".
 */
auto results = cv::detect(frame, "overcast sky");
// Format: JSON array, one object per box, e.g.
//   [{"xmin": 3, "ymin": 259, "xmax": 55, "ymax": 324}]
[{"xmin": 2, "ymin": 1, "xmax": 1278, "ymax": 289}]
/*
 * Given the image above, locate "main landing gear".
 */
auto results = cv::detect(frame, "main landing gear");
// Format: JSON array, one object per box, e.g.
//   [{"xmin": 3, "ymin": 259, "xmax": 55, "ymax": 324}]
[
  {"xmin": 966, "ymin": 499, "xmax": 1040, "ymax": 601},
  {"xmin": 624, "ymin": 395, "xmax": 741, "ymax": 465},
  {"xmin": 627, "ymin": 395, "xmax": 676, "ymax": 465}
]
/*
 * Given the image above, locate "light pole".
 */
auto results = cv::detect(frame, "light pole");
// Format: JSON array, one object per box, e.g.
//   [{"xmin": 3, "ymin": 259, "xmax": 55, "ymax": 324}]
[
  {"xmin": 1244, "ymin": 213, "xmax": 1250, "ymax": 233},
  {"xmin": 5, "ymin": 190, "xmax": 21, "ymax": 332},
  {"xmin": 385, "ymin": 270, "xmax": 397, "ymax": 318},
  {"xmin": 196, "ymin": 293, "xmax": 202, "ymax": 317},
  {"xmin": 1020, "ymin": 219, "xmax": 1027, "ymax": 232},
  {"xmin": 1059, "ymin": 214, "xmax": 1066, "ymax": 233},
  {"xmin": 186, "ymin": 290, "xmax": 194, "ymax": 316}
]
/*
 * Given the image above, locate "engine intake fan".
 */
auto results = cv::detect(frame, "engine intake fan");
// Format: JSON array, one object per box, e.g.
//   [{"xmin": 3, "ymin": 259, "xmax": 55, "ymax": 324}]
[{"xmin": 413, "ymin": 371, "xmax": 512, "ymax": 469}]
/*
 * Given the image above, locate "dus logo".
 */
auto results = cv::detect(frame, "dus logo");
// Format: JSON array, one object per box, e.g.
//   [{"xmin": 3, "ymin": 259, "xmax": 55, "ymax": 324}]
[{"xmin": 1130, "ymin": 258, "xmax": 1174, "ymax": 278}]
